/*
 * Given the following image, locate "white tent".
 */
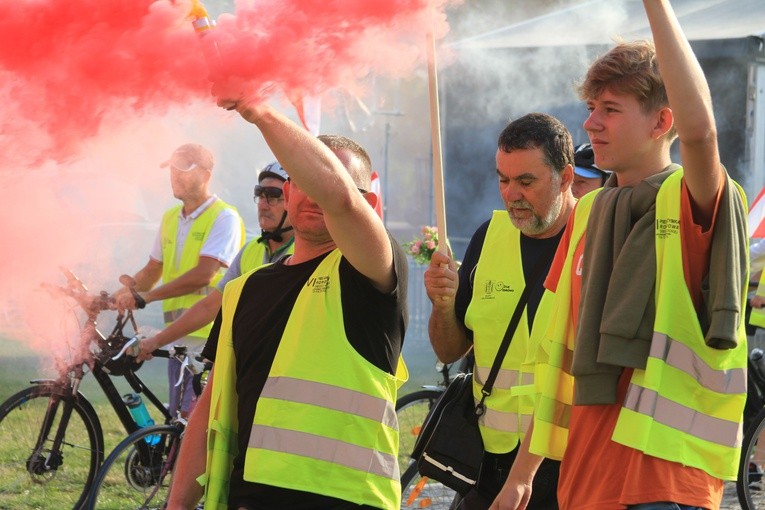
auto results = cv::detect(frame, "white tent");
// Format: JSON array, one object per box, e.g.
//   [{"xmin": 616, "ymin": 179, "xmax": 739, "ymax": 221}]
[{"xmin": 452, "ymin": 0, "xmax": 765, "ymax": 49}]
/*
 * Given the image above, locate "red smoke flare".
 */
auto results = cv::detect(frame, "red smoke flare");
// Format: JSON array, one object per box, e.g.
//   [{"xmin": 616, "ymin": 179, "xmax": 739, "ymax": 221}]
[
  {"xmin": 0, "ymin": 0, "xmax": 453, "ymax": 359},
  {"xmin": 1, "ymin": 0, "xmax": 451, "ymax": 164}
]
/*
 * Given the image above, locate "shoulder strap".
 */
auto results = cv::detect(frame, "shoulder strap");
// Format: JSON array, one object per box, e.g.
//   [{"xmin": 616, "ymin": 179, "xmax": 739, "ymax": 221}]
[{"xmin": 475, "ymin": 250, "xmax": 552, "ymax": 415}]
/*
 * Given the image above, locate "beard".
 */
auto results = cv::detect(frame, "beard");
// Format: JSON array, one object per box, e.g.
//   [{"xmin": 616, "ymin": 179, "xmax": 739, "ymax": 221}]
[{"xmin": 506, "ymin": 193, "xmax": 563, "ymax": 236}]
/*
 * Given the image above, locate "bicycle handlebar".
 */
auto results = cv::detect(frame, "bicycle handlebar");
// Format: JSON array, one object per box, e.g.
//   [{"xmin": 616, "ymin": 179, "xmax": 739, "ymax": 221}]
[
  {"xmin": 43, "ymin": 267, "xmax": 145, "ymax": 313},
  {"xmin": 112, "ymin": 338, "xmax": 211, "ymax": 386}
]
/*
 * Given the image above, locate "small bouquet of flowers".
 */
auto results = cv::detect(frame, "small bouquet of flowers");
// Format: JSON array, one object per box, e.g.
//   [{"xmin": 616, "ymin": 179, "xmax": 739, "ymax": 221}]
[{"xmin": 404, "ymin": 225, "xmax": 439, "ymax": 265}]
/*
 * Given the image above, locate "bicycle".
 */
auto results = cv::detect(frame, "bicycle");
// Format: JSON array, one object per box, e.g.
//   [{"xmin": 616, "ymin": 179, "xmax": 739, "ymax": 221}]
[
  {"xmin": 736, "ymin": 347, "xmax": 765, "ymax": 509},
  {"xmin": 0, "ymin": 268, "xmax": 173, "ymax": 510},
  {"xmin": 397, "ymin": 354, "xmax": 472, "ymax": 510},
  {"xmin": 86, "ymin": 342, "xmax": 211, "ymax": 509}
]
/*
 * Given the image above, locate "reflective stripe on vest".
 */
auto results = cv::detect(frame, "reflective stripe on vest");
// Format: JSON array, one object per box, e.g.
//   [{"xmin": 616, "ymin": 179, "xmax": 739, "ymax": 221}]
[
  {"xmin": 250, "ymin": 425, "xmax": 398, "ymax": 481},
  {"xmin": 259, "ymin": 376, "xmax": 398, "ymax": 429},
  {"xmin": 474, "ymin": 366, "xmax": 534, "ymax": 390},
  {"xmin": 622, "ymin": 334, "xmax": 745, "ymax": 447},
  {"xmin": 161, "ymin": 199, "xmax": 244, "ymax": 339},
  {"xmin": 610, "ymin": 170, "xmax": 748, "ymax": 481},
  {"xmin": 244, "ymin": 250, "xmax": 400, "ymax": 509},
  {"xmin": 465, "ymin": 211, "xmax": 549, "ymax": 453}
]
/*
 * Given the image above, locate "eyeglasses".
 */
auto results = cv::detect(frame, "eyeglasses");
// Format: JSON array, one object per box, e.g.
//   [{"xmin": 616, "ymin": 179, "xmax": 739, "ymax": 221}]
[
  {"xmin": 254, "ymin": 185, "xmax": 284, "ymax": 206},
  {"xmin": 286, "ymin": 177, "xmax": 367, "ymax": 195}
]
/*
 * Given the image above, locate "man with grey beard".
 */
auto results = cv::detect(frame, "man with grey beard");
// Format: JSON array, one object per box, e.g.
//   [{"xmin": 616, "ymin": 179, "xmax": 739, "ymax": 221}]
[{"xmin": 423, "ymin": 112, "xmax": 576, "ymax": 510}]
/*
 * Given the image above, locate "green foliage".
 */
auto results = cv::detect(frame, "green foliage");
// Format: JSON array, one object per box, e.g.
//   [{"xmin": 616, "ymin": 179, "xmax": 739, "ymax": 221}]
[{"xmin": 403, "ymin": 225, "xmax": 439, "ymax": 265}]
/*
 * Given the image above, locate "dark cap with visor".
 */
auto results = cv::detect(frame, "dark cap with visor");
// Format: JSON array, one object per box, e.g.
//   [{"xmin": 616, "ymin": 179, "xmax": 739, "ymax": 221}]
[
  {"xmin": 573, "ymin": 143, "xmax": 609, "ymax": 180},
  {"xmin": 574, "ymin": 143, "xmax": 610, "ymax": 180}
]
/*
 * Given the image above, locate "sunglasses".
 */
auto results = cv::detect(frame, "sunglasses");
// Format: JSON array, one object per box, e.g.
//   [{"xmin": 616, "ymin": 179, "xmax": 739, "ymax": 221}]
[
  {"xmin": 254, "ymin": 185, "xmax": 284, "ymax": 206},
  {"xmin": 170, "ymin": 162, "xmax": 199, "ymax": 172},
  {"xmin": 286, "ymin": 177, "xmax": 367, "ymax": 195},
  {"xmin": 165, "ymin": 154, "xmax": 202, "ymax": 172}
]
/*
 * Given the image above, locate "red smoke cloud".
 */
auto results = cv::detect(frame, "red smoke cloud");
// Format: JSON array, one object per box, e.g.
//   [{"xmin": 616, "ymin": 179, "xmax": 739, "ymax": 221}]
[
  {"xmin": 1, "ymin": 0, "xmax": 451, "ymax": 163},
  {"xmin": 0, "ymin": 0, "xmax": 453, "ymax": 357}
]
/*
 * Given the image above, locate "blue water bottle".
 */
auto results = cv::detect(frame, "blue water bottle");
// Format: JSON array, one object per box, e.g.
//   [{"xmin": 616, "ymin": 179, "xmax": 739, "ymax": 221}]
[{"xmin": 123, "ymin": 393, "xmax": 160, "ymax": 446}]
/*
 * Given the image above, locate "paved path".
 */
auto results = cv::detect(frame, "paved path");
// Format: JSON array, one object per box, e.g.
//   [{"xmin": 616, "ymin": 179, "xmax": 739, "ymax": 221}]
[{"xmin": 722, "ymin": 481, "xmax": 741, "ymax": 509}]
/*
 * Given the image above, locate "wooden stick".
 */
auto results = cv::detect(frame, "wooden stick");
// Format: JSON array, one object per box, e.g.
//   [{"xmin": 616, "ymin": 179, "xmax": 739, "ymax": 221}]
[{"xmin": 426, "ymin": 31, "xmax": 448, "ymax": 255}]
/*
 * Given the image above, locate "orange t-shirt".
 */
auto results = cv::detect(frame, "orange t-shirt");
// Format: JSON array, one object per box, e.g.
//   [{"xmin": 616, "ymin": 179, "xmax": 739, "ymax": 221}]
[{"xmin": 545, "ymin": 180, "xmax": 724, "ymax": 509}]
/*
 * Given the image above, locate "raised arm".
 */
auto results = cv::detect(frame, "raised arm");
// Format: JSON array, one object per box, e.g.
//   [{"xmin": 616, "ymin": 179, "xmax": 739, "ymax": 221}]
[
  {"xmin": 644, "ymin": 0, "xmax": 722, "ymax": 216},
  {"xmin": 223, "ymin": 101, "xmax": 395, "ymax": 292}
]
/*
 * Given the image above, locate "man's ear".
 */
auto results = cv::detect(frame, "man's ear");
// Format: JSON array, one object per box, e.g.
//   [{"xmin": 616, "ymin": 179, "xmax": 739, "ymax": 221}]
[
  {"xmin": 364, "ymin": 191, "xmax": 379, "ymax": 210},
  {"xmin": 653, "ymin": 106, "xmax": 674, "ymax": 139},
  {"xmin": 282, "ymin": 180, "xmax": 291, "ymax": 203},
  {"xmin": 560, "ymin": 163, "xmax": 574, "ymax": 191}
]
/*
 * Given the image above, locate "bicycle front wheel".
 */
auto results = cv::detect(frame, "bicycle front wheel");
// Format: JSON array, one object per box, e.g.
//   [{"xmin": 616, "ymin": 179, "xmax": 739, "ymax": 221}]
[
  {"xmin": 0, "ymin": 384, "xmax": 103, "ymax": 510},
  {"xmin": 89, "ymin": 424, "xmax": 183, "ymax": 510},
  {"xmin": 739, "ymin": 406, "xmax": 765, "ymax": 509},
  {"xmin": 396, "ymin": 389, "xmax": 456, "ymax": 509}
]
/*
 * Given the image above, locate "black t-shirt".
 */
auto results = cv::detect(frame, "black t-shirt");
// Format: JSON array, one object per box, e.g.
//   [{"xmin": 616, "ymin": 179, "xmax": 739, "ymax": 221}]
[
  {"xmin": 202, "ymin": 238, "xmax": 408, "ymax": 510},
  {"xmin": 454, "ymin": 218, "xmax": 563, "ymax": 339}
]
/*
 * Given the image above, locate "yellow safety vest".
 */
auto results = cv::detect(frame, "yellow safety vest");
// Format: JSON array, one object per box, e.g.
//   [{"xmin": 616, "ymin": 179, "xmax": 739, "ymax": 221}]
[
  {"xmin": 205, "ymin": 250, "xmax": 402, "ymax": 510},
  {"xmin": 465, "ymin": 211, "xmax": 553, "ymax": 453},
  {"xmin": 531, "ymin": 170, "xmax": 748, "ymax": 481},
  {"xmin": 750, "ymin": 271, "xmax": 765, "ymax": 328},
  {"xmin": 160, "ymin": 199, "xmax": 244, "ymax": 339},
  {"xmin": 529, "ymin": 200, "xmax": 590, "ymax": 461},
  {"xmin": 239, "ymin": 236, "xmax": 295, "ymax": 271}
]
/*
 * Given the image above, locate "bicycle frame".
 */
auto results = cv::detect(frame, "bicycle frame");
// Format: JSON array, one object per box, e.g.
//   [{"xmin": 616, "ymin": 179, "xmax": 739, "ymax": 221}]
[
  {"xmin": 24, "ymin": 362, "xmax": 171, "ymax": 487},
  {"xmin": 22, "ymin": 270, "xmax": 177, "ymax": 483}
]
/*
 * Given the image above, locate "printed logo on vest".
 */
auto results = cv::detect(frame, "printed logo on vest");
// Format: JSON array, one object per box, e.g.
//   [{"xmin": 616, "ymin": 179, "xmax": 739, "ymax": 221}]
[
  {"xmin": 307, "ymin": 275, "xmax": 330, "ymax": 293},
  {"xmin": 480, "ymin": 279, "xmax": 514, "ymax": 299},
  {"xmin": 655, "ymin": 218, "xmax": 680, "ymax": 239},
  {"xmin": 191, "ymin": 231, "xmax": 205, "ymax": 242}
]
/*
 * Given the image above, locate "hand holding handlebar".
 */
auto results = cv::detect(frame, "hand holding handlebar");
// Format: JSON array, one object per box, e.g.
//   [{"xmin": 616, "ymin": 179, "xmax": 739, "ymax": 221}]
[
  {"xmin": 114, "ymin": 274, "xmax": 146, "ymax": 311},
  {"xmin": 135, "ymin": 336, "xmax": 161, "ymax": 361}
]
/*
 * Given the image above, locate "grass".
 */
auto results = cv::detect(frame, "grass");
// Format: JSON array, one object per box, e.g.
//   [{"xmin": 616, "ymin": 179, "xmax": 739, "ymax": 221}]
[
  {"xmin": 0, "ymin": 332, "xmax": 443, "ymax": 509},
  {"xmin": 0, "ymin": 337, "xmax": 171, "ymax": 509}
]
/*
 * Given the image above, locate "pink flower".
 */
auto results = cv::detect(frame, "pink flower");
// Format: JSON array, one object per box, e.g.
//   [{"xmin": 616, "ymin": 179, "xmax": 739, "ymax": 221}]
[{"xmin": 403, "ymin": 225, "xmax": 440, "ymax": 265}]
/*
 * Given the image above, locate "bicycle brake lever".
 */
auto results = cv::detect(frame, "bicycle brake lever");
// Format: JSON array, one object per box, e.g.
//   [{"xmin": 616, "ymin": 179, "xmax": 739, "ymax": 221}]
[
  {"xmin": 112, "ymin": 336, "xmax": 141, "ymax": 360},
  {"xmin": 188, "ymin": 356, "xmax": 207, "ymax": 375},
  {"xmin": 175, "ymin": 356, "xmax": 191, "ymax": 387},
  {"xmin": 61, "ymin": 266, "xmax": 87, "ymax": 292}
]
